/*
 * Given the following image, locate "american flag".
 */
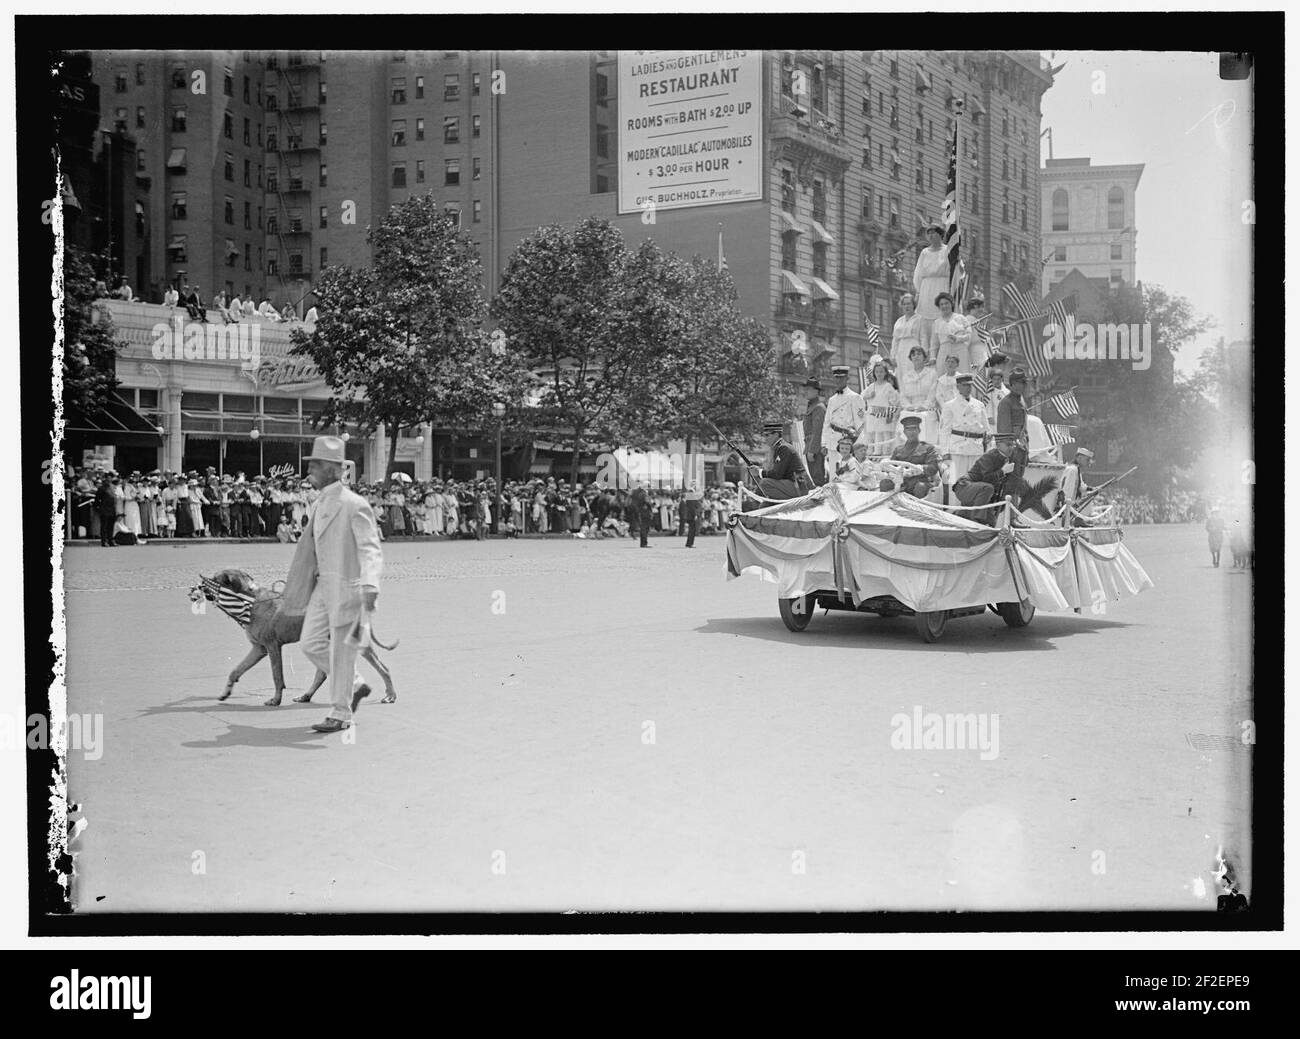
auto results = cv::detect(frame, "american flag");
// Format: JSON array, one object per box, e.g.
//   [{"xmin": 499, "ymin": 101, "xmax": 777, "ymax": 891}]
[
  {"xmin": 942, "ymin": 111, "xmax": 965, "ymax": 305},
  {"xmin": 1046, "ymin": 295, "xmax": 1076, "ymax": 326},
  {"xmin": 1047, "ymin": 390, "xmax": 1080, "ymax": 417},
  {"xmin": 1045, "ymin": 423, "xmax": 1076, "ymax": 447},
  {"xmin": 1003, "ymin": 283, "xmax": 1043, "ymax": 320},
  {"xmin": 1016, "ymin": 317, "xmax": 1054, "ymax": 379},
  {"xmin": 865, "ymin": 320, "xmax": 882, "ymax": 352},
  {"xmin": 200, "ymin": 577, "xmax": 255, "ymax": 627},
  {"xmin": 971, "ymin": 367, "xmax": 990, "ymax": 403}
]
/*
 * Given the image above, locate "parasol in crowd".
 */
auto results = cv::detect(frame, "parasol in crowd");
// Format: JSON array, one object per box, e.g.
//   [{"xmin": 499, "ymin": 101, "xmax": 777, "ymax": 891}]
[{"xmin": 389, "ymin": 472, "xmax": 413, "ymax": 484}]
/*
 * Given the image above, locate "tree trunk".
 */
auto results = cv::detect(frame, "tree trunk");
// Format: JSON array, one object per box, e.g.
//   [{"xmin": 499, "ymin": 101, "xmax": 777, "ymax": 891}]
[{"xmin": 569, "ymin": 424, "xmax": 584, "ymax": 487}]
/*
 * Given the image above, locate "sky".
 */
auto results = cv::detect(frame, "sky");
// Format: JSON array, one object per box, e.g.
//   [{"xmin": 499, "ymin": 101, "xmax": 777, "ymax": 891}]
[{"xmin": 1039, "ymin": 51, "xmax": 1253, "ymax": 377}]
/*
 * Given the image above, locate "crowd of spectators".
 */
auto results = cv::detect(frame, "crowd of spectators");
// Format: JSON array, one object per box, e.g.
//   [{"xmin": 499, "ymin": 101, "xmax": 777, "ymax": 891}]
[
  {"xmin": 95, "ymin": 278, "xmax": 318, "ymax": 327},
  {"xmin": 1097, "ymin": 489, "xmax": 1205, "ymax": 525},
  {"xmin": 68, "ymin": 466, "xmax": 746, "ymax": 545}
]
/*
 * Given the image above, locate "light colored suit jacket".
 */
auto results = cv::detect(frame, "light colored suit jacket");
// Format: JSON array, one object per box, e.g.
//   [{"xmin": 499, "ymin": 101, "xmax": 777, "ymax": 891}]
[{"xmin": 282, "ymin": 481, "xmax": 383, "ymax": 626}]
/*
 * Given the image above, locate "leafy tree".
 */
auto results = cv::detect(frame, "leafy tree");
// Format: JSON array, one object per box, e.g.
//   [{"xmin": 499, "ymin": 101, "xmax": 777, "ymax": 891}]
[
  {"xmin": 1041, "ymin": 281, "xmax": 1213, "ymax": 493},
  {"xmin": 291, "ymin": 195, "xmax": 527, "ymax": 478},
  {"xmin": 490, "ymin": 217, "xmax": 650, "ymax": 480},
  {"xmin": 620, "ymin": 244, "xmax": 791, "ymax": 456},
  {"xmin": 61, "ymin": 245, "xmax": 121, "ymax": 415}
]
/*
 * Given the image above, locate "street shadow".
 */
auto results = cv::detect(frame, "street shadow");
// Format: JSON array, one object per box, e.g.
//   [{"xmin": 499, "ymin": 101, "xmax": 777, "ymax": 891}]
[
  {"xmin": 138, "ymin": 695, "xmax": 320, "ymax": 718},
  {"xmin": 181, "ymin": 720, "xmax": 330, "ymax": 752},
  {"xmin": 696, "ymin": 609, "xmax": 1131, "ymax": 653}
]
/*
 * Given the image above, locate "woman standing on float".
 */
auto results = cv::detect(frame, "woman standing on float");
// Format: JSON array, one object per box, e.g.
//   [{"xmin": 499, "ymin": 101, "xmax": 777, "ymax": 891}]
[
  {"xmin": 862, "ymin": 356, "xmax": 901, "ymax": 457},
  {"xmin": 912, "ymin": 223, "xmax": 955, "ymax": 349}
]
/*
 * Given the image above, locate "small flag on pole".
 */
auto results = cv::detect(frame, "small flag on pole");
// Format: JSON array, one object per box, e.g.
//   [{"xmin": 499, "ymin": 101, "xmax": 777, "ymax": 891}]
[
  {"xmin": 1047, "ymin": 389, "xmax": 1079, "ymax": 417},
  {"xmin": 971, "ymin": 368, "xmax": 990, "ymax": 403},
  {"xmin": 1018, "ymin": 317, "xmax": 1054, "ymax": 379},
  {"xmin": 1045, "ymin": 423, "xmax": 1075, "ymax": 446},
  {"xmin": 865, "ymin": 320, "xmax": 882, "ymax": 352},
  {"xmin": 1003, "ymin": 283, "xmax": 1043, "ymax": 320},
  {"xmin": 717, "ymin": 224, "xmax": 729, "ymax": 274}
]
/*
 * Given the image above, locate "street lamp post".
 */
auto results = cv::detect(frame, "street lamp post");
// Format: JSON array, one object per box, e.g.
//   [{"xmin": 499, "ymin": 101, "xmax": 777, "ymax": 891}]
[{"xmin": 492, "ymin": 402, "xmax": 506, "ymax": 535}]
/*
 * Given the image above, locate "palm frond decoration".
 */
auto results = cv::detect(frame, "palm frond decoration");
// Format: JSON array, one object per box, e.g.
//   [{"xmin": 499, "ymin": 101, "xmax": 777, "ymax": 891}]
[{"xmin": 1017, "ymin": 475, "xmax": 1060, "ymax": 520}]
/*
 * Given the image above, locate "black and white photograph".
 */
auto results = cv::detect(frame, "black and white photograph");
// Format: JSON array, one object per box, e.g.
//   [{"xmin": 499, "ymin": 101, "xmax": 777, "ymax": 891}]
[{"xmin": 8, "ymin": 8, "xmax": 1281, "ymax": 959}]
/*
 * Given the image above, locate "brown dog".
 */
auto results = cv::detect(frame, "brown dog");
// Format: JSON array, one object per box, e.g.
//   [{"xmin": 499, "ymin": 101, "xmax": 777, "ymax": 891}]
[{"xmin": 190, "ymin": 568, "xmax": 397, "ymax": 707}]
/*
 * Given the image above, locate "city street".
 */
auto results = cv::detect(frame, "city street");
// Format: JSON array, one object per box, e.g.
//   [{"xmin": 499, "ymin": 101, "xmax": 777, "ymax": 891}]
[{"xmin": 62, "ymin": 522, "xmax": 1251, "ymax": 913}]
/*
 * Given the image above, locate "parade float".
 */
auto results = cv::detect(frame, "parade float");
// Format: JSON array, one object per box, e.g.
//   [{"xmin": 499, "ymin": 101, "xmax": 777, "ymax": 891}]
[{"xmin": 727, "ymin": 423, "xmax": 1153, "ymax": 643}]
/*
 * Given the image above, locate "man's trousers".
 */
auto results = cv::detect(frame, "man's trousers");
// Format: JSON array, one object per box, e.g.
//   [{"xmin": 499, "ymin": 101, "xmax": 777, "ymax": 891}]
[{"xmin": 300, "ymin": 588, "xmax": 362, "ymax": 723}]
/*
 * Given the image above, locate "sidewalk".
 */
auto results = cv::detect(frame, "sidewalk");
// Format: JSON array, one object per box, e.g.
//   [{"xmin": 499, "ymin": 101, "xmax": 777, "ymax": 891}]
[{"xmin": 64, "ymin": 530, "xmax": 725, "ymax": 547}]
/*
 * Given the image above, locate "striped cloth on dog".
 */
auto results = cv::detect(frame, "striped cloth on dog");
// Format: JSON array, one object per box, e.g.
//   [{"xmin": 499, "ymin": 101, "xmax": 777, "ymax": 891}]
[{"xmin": 201, "ymin": 577, "xmax": 255, "ymax": 627}]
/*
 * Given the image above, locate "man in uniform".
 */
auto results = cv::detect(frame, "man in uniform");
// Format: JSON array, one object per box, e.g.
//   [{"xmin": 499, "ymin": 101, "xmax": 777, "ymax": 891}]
[
  {"xmin": 880, "ymin": 415, "xmax": 941, "ymax": 498},
  {"xmin": 745, "ymin": 421, "xmax": 804, "ymax": 511},
  {"xmin": 821, "ymin": 364, "xmax": 866, "ymax": 460},
  {"xmin": 995, "ymin": 366, "xmax": 1031, "ymax": 475},
  {"xmin": 953, "ymin": 434, "xmax": 1031, "ymax": 525},
  {"xmin": 1060, "ymin": 446, "xmax": 1095, "ymax": 508},
  {"xmin": 939, "ymin": 371, "xmax": 990, "ymax": 491},
  {"xmin": 801, "ymin": 377, "xmax": 828, "ymax": 486},
  {"xmin": 681, "ymin": 479, "xmax": 703, "ymax": 548}
]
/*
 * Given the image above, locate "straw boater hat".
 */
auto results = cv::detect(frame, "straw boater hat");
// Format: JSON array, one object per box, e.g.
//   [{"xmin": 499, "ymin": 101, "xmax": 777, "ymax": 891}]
[{"xmin": 1075, "ymin": 447, "xmax": 1095, "ymax": 460}]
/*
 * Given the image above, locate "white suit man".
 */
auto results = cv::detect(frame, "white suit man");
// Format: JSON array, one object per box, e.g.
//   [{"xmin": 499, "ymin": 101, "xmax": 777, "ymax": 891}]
[
  {"xmin": 939, "ymin": 372, "xmax": 990, "ymax": 487},
  {"xmin": 282, "ymin": 436, "xmax": 384, "ymax": 733},
  {"xmin": 821, "ymin": 363, "xmax": 867, "ymax": 457}
]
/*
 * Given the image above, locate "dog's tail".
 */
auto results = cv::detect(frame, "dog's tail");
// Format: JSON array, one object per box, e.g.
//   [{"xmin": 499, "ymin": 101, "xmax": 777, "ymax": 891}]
[{"xmin": 370, "ymin": 623, "xmax": 399, "ymax": 652}]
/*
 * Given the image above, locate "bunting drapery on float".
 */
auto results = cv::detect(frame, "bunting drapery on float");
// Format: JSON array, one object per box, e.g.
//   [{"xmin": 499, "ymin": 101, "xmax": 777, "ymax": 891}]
[{"xmin": 725, "ymin": 483, "xmax": 1152, "ymax": 616}]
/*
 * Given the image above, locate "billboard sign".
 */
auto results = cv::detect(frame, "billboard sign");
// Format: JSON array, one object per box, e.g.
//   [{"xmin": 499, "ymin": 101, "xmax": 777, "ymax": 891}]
[{"xmin": 617, "ymin": 50, "xmax": 763, "ymax": 215}]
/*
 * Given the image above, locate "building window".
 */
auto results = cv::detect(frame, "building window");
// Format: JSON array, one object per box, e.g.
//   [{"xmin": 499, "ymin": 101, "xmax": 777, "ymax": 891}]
[
  {"xmin": 223, "ymin": 112, "xmax": 233, "ymax": 139},
  {"xmin": 1107, "ymin": 186, "xmax": 1125, "ymax": 229},
  {"xmin": 781, "ymin": 233, "xmax": 796, "ymax": 272},
  {"xmin": 242, "ymin": 117, "xmax": 250, "ymax": 146},
  {"xmin": 224, "ymin": 196, "xmax": 234, "ymax": 225},
  {"xmin": 136, "ymin": 106, "xmax": 146, "ymax": 128},
  {"xmin": 415, "ymin": 75, "xmax": 424, "ymax": 99},
  {"xmin": 445, "ymin": 204, "xmax": 461, "ymax": 228},
  {"xmin": 224, "ymin": 153, "xmax": 234, "ymax": 181},
  {"xmin": 392, "ymin": 163, "xmax": 406, "ymax": 187},
  {"xmin": 1052, "ymin": 188, "xmax": 1069, "ymax": 230},
  {"xmin": 223, "ymin": 67, "xmax": 233, "ymax": 96},
  {"xmin": 257, "ymin": 206, "xmax": 262, "ymax": 229},
  {"xmin": 415, "ymin": 117, "xmax": 425, "ymax": 141},
  {"xmin": 244, "ymin": 201, "xmax": 251, "ymax": 229},
  {"xmin": 391, "ymin": 120, "xmax": 406, "ymax": 146},
  {"xmin": 171, "ymin": 65, "xmax": 186, "ymax": 89},
  {"xmin": 444, "ymin": 74, "xmax": 460, "ymax": 101},
  {"xmin": 1054, "ymin": 246, "xmax": 1067, "ymax": 262},
  {"xmin": 812, "ymin": 179, "xmax": 826, "ymax": 224},
  {"xmin": 289, "ymin": 253, "xmax": 304, "ymax": 275},
  {"xmin": 1110, "ymin": 268, "xmax": 1123, "ymax": 285},
  {"xmin": 319, "ymin": 205, "xmax": 328, "ymax": 229},
  {"xmin": 266, "ymin": 90, "xmax": 278, "ymax": 112},
  {"xmin": 415, "ymin": 160, "xmax": 425, "ymax": 184},
  {"xmin": 171, "ymin": 106, "xmax": 187, "ymax": 132},
  {"xmin": 391, "ymin": 77, "xmax": 406, "ymax": 104},
  {"xmin": 243, "ymin": 159, "xmax": 251, "ymax": 186},
  {"xmin": 472, "ymin": 114, "xmax": 481, "ymax": 138},
  {"xmin": 812, "ymin": 242, "xmax": 827, "ymax": 280},
  {"xmin": 1110, "ymin": 243, "xmax": 1123, "ymax": 260},
  {"xmin": 445, "ymin": 159, "xmax": 460, "ymax": 185},
  {"xmin": 267, "ymin": 254, "xmax": 278, "ymax": 276},
  {"xmin": 114, "ymin": 68, "xmax": 127, "ymax": 93},
  {"xmin": 472, "ymin": 157, "xmax": 481, "ymax": 181},
  {"xmin": 473, "ymin": 200, "xmax": 482, "ymax": 223},
  {"xmin": 168, "ymin": 234, "xmax": 188, "ymax": 262},
  {"xmin": 472, "ymin": 72, "xmax": 481, "ymax": 96},
  {"xmin": 320, "ymin": 247, "xmax": 328, "ymax": 268},
  {"xmin": 256, "ymin": 163, "xmax": 262, "ymax": 187},
  {"xmin": 315, "ymin": 123, "xmax": 326, "ymax": 147},
  {"xmin": 267, "ymin": 169, "xmax": 277, "ymax": 192},
  {"xmin": 244, "ymin": 243, "xmax": 252, "ymax": 271},
  {"xmin": 135, "ymin": 63, "xmax": 145, "ymax": 85},
  {"xmin": 319, "ymin": 80, "xmax": 327, "ymax": 104},
  {"xmin": 171, "ymin": 191, "xmax": 187, "ymax": 219},
  {"xmin": 444, "ymin": 116, "xmax": 459, "ymax": 143},
  {"xmin": 267, "ymin": 210, "xmax": 278, "ymax": 234}
]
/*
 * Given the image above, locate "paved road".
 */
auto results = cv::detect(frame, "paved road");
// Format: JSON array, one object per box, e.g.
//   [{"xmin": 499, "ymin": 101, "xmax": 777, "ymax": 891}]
[{"xmin": 62, "ymin": 523, "xmax": 1251, "ymax": 912}]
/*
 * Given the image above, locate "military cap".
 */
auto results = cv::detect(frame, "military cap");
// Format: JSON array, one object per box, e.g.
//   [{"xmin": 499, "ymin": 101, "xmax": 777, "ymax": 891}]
[
  {"xmin": 1008, "ymin": 367, "xmax": 1028, "ymax": 383},
  {"xmin": 900, "ymin": 415, "xmax": 923, "ymax": 427},
  {"xmin": 830, "ymin": 364, "xmax": 850, "ymax": 376},
  {"xmin": 955, "ymin": 372, "xmax": 974, "ymax": 384}
]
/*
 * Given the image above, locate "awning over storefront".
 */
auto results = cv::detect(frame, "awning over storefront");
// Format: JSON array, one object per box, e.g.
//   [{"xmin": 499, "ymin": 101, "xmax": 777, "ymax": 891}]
[
  {"xmin": 64, "ymin": 391, "xmax": 162, "ymax": 445},
  {"xmin": 528, "ymin": 461, "xmax": 553, "ymax": 475},
  {"xmin": 810, "ymin": 220, "xmax": 835, "ymax": 246}
]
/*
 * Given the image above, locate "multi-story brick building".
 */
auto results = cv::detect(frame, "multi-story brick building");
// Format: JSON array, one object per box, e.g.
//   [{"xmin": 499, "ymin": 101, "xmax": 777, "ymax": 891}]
[
  {"xmin": 81, "ymin": 49, "xmax": 1057, "ymax": 480},
  {"xmin": 1040, "ymin": 156, "xmax": 1143, "ymax": 297}
]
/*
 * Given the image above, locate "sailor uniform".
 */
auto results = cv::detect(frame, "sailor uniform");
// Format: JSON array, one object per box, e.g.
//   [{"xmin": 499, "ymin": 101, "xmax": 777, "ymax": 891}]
[{"xmin": 821, "ymin": 386, "xmax": 867, "ymax": 457}]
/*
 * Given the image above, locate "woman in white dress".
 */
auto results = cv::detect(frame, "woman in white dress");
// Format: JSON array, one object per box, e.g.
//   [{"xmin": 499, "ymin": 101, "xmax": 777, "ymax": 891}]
[
  {"xmin": 898, "ymin": 346, "xmax": 940, "ymax": 446},
  {"xmin": 929, "ymin": 291, "xmax": 973, "ymax": 373},
  {"xmin": 935, "ymin": 354, "xmax": 960, "ymax": 411},
  {"xmin": 443, "ymin": 484, "xmax": 460, "ymax": 536},
  {"xmin": 912, "ymin": 224, "xmax": 955, "ymax": 349},
  {"xmin": 188, "ymin": 480, "xmax": 207, "ymax": 535},
  {"xmin": 123, "ymin": 474, "xmax": 142, "ymax": 535},
  {"xmin": 861, "ymin": 356, "xmax": 902, "ymax": 457},
  {"xmin": 424, "ymin": 484, "xmax": 443, "ymax": 534},
  {"xmin": 890, "ymin": 292, "xmax": 924, "ymax": 368}
]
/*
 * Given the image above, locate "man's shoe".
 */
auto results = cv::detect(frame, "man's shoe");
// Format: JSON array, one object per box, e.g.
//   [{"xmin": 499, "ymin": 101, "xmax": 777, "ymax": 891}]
[
  {"xmin": 350, "ymin": 683, "xmax": 372, "ymax": 713},
  {"xmin": 311, "ymin": 717, "xmax": 350, "ymax": 733}
]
